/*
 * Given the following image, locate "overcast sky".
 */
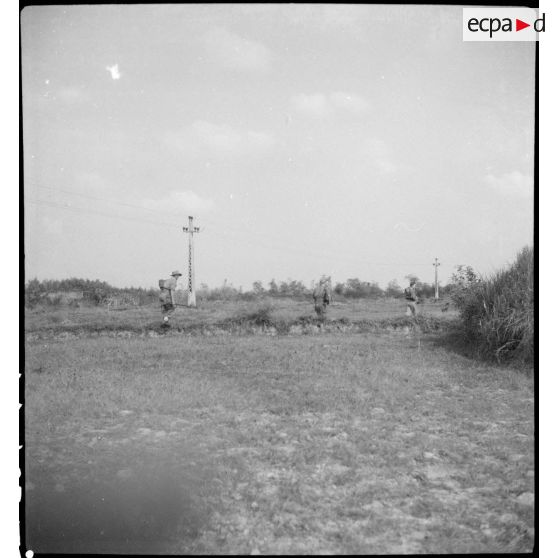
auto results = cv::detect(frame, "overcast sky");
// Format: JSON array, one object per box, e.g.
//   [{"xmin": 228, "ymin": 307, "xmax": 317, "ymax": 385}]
[{"xmin": 22, "ymin": 4, "xmax": 535, "ymax": 290}]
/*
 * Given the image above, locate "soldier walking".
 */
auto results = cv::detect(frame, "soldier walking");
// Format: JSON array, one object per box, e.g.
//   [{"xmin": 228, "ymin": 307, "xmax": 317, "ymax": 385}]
[
  {"xmin": 159, "ymin": 270, "xmax": 182, "ymax": 325},
  {"xmin": 313, "ymin": 276, "xmax": 332, "ymax": 318},
  {"xmin": 404, "ymin": 279, "xmax": 418, "ymax": 317}
]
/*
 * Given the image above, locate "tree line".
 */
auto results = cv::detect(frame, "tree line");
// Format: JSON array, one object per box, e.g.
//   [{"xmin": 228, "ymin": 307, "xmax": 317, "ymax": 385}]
[
  {"xmin": 24, "ymin": 275, "xmax": 451, "ymax": 307},
  {"xmin": 202, "ymin": 276, "xmax": 449, "ymax": 301}
]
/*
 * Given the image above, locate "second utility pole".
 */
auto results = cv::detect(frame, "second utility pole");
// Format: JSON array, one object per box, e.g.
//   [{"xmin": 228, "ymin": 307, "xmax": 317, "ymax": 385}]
[
  {"xmin": 183, "ymin": 216, "xmax": 200, "ymax": 307},
  {"xmin": 433, "ymin": 257, "xmax": 440, "ymax": 301}
]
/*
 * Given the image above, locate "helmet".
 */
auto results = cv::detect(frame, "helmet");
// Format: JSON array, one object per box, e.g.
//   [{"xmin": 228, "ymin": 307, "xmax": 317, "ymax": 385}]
[{"xmin": 171, "ymin": 270, "xmax": 182, "ymax": 277}]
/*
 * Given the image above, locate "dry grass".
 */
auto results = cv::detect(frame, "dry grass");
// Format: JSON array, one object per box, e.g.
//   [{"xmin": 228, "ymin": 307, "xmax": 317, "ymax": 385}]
[{"xmin": 24, "ymin": 326, "xmax": 534, "ymax": 554}]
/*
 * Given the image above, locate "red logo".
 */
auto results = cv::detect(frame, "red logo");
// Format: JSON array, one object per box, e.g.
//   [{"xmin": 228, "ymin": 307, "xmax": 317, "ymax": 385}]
[{"xmin": 516, "ymin": 19, "xmax": 530, "ymax": 32}]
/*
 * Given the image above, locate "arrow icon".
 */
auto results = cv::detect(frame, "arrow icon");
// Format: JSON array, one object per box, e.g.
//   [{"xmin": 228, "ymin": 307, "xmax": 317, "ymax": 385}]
[{"xmin": 516, "ymin": 19, "xmax": 530, "ymax": 31}]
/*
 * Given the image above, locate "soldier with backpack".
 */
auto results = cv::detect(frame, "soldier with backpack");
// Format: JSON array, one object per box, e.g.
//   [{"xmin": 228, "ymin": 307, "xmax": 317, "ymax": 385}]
[
  {"xmin": 312, "ymin": 276, "xmax": 332, "ymax": 318},
  {"xmin": 404, "ymin": 279, "xmax": 418, "ymax": 317},
  {"xmin": 159, "ymin": 270, "xmax": 182, "ymax": 325}
]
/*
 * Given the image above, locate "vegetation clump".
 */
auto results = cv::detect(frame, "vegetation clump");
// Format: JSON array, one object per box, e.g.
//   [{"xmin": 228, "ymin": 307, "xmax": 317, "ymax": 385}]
[
  {"xmin": 451, "ymin": 246, "xmax": 534, "ymax": 364},
  {"xmin": 225, "ymin": 305, "xmax": 275, "ymax": 328}
]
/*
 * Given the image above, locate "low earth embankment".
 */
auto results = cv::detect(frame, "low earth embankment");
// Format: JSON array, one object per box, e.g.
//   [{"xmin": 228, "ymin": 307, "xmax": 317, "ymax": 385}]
[{"xmin": 25, "ymin": 298, "xmax": 456, "ymax": 340}]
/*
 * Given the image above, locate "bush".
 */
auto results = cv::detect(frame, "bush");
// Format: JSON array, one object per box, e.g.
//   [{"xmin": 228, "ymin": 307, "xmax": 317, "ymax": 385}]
[
  {"xmin": 228, "ymin": 304, "xmax": 274, "ymax": 327},
  {"xmin": 244, "ymin": 306, "xmax": 274, "ymax": 326},
  {"xmin": 24, "ymin": 278, "xmax": 159, "ymax": 308},
  {"xmin": 452, "ymin": 247, "xmax": 534, "ymax": 364},
  {"xmin": 416, "ymin": 282, "xmax": 435, "ymax": 299},
  {"xmin": 343, "ymin": 278, "xmax": 384, "ymax": 299},
  {"xmin": 449, "ymin": 265, "xmax": 480, "ymax": 308},
  {"xmin": 198, "ymin": 281, "xmax": 242, "ymax": 302},
  {"xmin": 385, "ymin": 279, "xmax": 403, "ymax": 298},
  {"xmin": 44, "ymin": 294, "xmax": 63, "ymax": 307},
  {"xmin": 25, "ymin": 278, "xmax": 43, "ymax": 308}
]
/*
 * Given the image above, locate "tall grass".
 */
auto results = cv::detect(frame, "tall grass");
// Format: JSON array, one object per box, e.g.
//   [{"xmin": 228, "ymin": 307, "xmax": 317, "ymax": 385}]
[{"xmin": 453, "ymin": 246, "xmax": 534, "ymax": 363}]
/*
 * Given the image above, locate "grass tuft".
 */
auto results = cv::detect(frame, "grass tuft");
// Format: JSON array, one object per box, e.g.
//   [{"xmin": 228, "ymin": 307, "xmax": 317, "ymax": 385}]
[{"xmin": 228, "ymin": 304, "xmax": 275, "ymax": 327}]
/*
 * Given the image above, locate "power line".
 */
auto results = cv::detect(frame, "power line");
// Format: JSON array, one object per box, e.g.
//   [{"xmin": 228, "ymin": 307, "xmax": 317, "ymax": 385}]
[
  {"xmin": 24, "ymin": 197, "xmax": 180, "ymax": 229},
  {"xmin": 25, "ymin": 181, "xmax": 296, "ymax": 242},
  {"xmin": 27, "ymin": 197, "xmax": 451, "ymax": 270},
  {"xmin": 26, "ymin": 183, "xmax": 190, "ymax": 219},
  {"xmin": 25, "ymin": 191, "xmax": 459, "ymax": 275}
]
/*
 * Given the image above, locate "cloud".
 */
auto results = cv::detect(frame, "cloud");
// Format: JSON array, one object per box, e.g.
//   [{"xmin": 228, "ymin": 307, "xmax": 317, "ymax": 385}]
[
  {"xmin": 361, "ymin": 138, "xmax": 397, "ymax": 175},
  {"xmin": 140, "ymin": 191, "xmax": 214, "ymax": 215},
  {"xmin": 42, "ymin": 216, "xmax": 64, "ymax": 236},
  {"xmin": 291, "ymin": 91, "xmax": 370, "ymax": 118},
  {"xmin": 203, "ymin": 27, "xmax": 272, "ymax": 72},
  {"xmin": 319, "ymin": 5, "xmax": 370, "ymax": 29},
  {"xmin": 164, "ymin": 121, "xmax": 276, "ymax": 158},
  {"xmin": 394, "ymin": 222, "xmax": 426, "ymax": 233},
  {"xmin": 291, "ymin": 94, "xmax": 330, "ymax": 118},
  {"xmin": 483, "ymin": 171, "xmax": 533, "ymax": 199},
  {"xmin": 329, "ymin": 92, "xmax": 371, "ymax": 113},
  {"xmin": 240, "ymin": 4, "xmax": 371, "ymax": 32},
  {"xmin": 75, "ymin": 172, "xmax": 111, "ymax": 192},
  {"xmin": 106, "ymin": 64, "xmax": 121, "ymax": 80},
  {"xmin": 56, "ymin": 87, "xmax": 89, "ymax": 103}
]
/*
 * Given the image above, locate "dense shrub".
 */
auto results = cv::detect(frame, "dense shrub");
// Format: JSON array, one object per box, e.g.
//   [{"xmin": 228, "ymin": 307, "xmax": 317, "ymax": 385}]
[
  {"xmin": 385, "ymin": 279, "xmax": 403, "ymax": 298},
  {"xmin": 24, "ymin": 278, "xmax": 44, "ymax": 308},
  {"xmin": 234, "ymin": 305, "xmax": 274, "ymax": 326},
  {"xmin": 451, "ymin": 247, "xmax": 534, "ymax": 364},
  {"xmin": 343, "ymin": 278, "xmax": 384, "ymax": 299},
  {"xmin": 279, "ymin": 279, "xmax": 309, "ymax": 298},
  {"xmin": 24, "ymin": 278, "xmax": 159, "ymax": 307},
  {"xmin": 198, "ymin": 281, "xmax": 242, "ymax": 302},
  {"xmin": 135, "ymin": 288, "xmax": 160, "ymax": 306},
  {"xmin": 415, "ymin": 282, "xmax": 435, "ymax": 299},
  {"xmin": 448, "ymin": 265, "xmax": 480, "ymax": 307}
]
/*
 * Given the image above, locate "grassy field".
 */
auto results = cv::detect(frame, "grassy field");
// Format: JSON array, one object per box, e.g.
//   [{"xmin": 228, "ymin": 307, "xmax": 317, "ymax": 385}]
[{"xmin": 24, "ymin": 299, "xmax": 534, "ymax": 554}]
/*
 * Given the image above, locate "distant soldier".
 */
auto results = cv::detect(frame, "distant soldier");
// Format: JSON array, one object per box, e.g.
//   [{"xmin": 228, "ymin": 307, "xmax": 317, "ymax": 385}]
[
  {"xmin": 313, "ymin": 277, "xmax": 332, "ymax": 318},
  {"xmin": 159, "ymin": 270, "xmax": 182, "ymax": 325},
  {"xmin": 404, "ymin": 279, "xmax": 418, "ymax": 317}
]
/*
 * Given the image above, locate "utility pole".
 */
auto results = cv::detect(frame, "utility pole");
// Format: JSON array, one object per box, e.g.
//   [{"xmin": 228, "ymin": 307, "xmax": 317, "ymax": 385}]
[
  {"xmin": 433, "ymin": 257, "xmax": 440, "ymax": 301},
  {"xmin": 182, "ymin": 216, "xmax": 200, "ymax": 307}
]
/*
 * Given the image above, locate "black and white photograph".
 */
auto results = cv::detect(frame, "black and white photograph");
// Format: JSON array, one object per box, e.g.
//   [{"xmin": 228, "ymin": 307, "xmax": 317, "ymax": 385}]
[{"xmin": 21, "ymin": 3, "xmax": 537, "ymax": 555}]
